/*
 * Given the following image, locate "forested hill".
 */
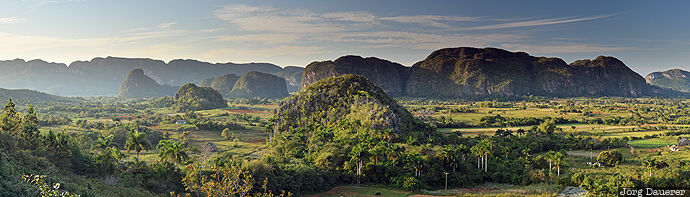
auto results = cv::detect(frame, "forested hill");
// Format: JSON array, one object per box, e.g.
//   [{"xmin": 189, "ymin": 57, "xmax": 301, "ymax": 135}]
[
  {"xmin": 0, "ymin": 88, "xmax": 84, "ymax": 105},
  {"xmin": 302, "ymin": 47, "xmax": 683, "ymax": 98},
  {"xmin": 0, "ymin": 57, "xmax": 303, "ymax": 96}
]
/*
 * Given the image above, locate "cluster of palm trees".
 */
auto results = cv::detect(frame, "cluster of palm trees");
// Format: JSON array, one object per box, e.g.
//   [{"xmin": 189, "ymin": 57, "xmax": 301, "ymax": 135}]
[
  {"xmin": 545, "ymin": 151, "xmax": 565, "ymax": 177},
  {"xmin": 468, "ymin": 137, "xmax": 567, "ymax": 177},
  {"xmin": 349, "ymin": 143, "xmax": 369, "ymax": 184},
  {"xmin": 122, "ymin": 127, "xmax": 189, "ymax": 165},
  {"xmin": 157, "ymin": 139, "xmax": 189, "ymax": 164},
  {"xmin": 470, "ymin": 138, "xmax": 493, "ymax": 173}
]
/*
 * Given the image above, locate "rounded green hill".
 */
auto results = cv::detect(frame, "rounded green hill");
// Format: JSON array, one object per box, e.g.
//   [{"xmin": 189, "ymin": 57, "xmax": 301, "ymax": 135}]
[{"xmin": 173, "ymin": 83, "xmax": 227, "ymax": 112}]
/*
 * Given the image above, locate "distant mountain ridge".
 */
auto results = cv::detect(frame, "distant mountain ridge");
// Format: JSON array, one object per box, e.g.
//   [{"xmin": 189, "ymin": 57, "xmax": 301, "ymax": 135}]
[
  {"xmin": 646, "ymin": 69, "xmax": 690, "ymax": 92},
  {"xmin": 2, "ymin": 49, "xmax": 686, "ymax": 99},
  {"xmin": 0, "ymin": 57, "xmax": 303, "ymax": 96},
  {"xmin": 0, "ymin": 88, "xmax": 84, "ymax": 106},
  {"xmin": 303, "ymin": 47, "xmax": 679, "ymax": 98}
]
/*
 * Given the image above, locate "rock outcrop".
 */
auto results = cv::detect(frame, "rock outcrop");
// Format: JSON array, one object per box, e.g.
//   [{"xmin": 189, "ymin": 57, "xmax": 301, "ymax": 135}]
[
  {"xmin": 646, "ymin": 69, "xmax": 690, "ymax": 92},
  {"xmin": 274, "ymin": 66, "xmax": 304, "ymax": 93},
  {"xmin": 301, "ymin": 56, "xmax": 409, "ymax": 96},
  {"xmin": 406, "ymin": 47, "xmax": 651, "ymax": 98}
]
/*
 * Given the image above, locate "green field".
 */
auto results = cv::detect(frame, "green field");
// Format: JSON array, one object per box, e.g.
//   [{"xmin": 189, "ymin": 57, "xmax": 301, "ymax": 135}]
[{"xmin": 627, "ymin": 138, "xmax": 678, "ymax": 148}]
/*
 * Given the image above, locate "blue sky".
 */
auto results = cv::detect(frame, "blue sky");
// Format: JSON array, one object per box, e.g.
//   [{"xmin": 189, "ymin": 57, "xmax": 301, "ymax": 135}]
[{"xmin": 0, "ymin": 0, "xmax": 688, "ymax": 75}]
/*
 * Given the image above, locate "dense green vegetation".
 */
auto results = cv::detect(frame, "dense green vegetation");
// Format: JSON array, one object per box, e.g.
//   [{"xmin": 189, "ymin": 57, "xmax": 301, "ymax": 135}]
[{"xmin": 3, "ymin": 74, "xmax": 690, "ymax": 196}]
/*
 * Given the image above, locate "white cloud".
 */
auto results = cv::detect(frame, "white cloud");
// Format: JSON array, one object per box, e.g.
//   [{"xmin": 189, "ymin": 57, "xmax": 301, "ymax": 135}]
[
  {"xmin": 120, "ymin": 22, "xmax": 186, "ymax": 42},
  {"xmin": 0, "ymin": 32, "xmax": 108, "ymax": 52},
  {"xmin": 200, "ymin": 28, "xmax": 221, "ymax": 33},
  {"xmin": 212, "ymin": 4, "xmax": 615, "ymax": 52},
  {"xmin": 230, "ymin": 15, "xmax": 346, "ymax": 33},
  {"xmin": 321, "ymin": 11, "xmax": 376, "ymax": 23},
  {"xmin": 454, "ymin": 14, "xmax": 616, "ymax": 31},
  {"xmin": 21, "ymin": 0, "xmax": 84, "ymax": 7},
  {"xmin": 327, "ymin": 31, "xmax": 525, "ymax": 50},
  {"xmin": 214, "ymin": 4, "xmax": 277, "ymax": 19},
  {"xmin": 0, "ymin": 17, "xmax": 25, "ymax": 24},
  {"xmin": 215, "ymin": 5, "xmax": 350, "ymax": 34},
  {"xmin": 0, "ymin": 24, "xmax": 186, "ymax": 53},
  {"xmin": 157, "ymin": 22, "xmax": 176, "ymax": 29},
  {"xmin": 200, "ymin": 45, "xmax": 325, "ymax": 59},
  {"xmin": 216, "ymin": 34, "xmax": 299, "ymax": 44},
  {"xmin": 379, "ymin": 15, "xmax": 480, "ymax": 28},
  {"xmin": 117, "ymin": 29, "xmax": 186, "ymax": 42}
]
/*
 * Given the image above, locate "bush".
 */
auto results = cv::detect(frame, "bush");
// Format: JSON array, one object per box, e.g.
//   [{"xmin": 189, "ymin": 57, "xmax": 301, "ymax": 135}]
[
  {"xmin": 597, "ymin": 150, "xmax": 622, "ymax": 167},
  {"xmin": 402, "ymin": 176, "xmax": 420, "ymax": 191}
]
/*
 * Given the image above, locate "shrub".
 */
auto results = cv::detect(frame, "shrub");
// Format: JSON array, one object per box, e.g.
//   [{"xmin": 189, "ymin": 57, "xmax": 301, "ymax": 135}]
[{"xmin": 597, "ymin": 150, "xmax": 622, "ymax": 167}]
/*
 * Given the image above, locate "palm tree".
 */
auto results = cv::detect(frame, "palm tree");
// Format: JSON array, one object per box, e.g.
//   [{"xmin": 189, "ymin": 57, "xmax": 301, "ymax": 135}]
[
  {"xmin": 349, "ymin": 144, "xmax": 369, "ymax": 184},
  {"xmin": 480, "ymin": 138, "xmax": 493, "ymax": 172},
  {"xmin": 470, "ymin": 139, "xmax": 492, "ymax": 173},
  {"xmin": 545, "ymin": 151, "xmax": 556, "ymax": 174},
  {"xmin": 553, "ymin": 152, "xmax": 565, "ymax": 177},
  {"xmin": 470, "ymin": 145, "xmax": 481, "ymax": 170},
  {"xmin": 125, "ymin": 130, "xmax": 150, "ymax": 160},
  {"xmin": 441, "ymin": 145, "xmax": 456, "ymax": 172},
  {"xmin": 457, "ymin": 144, "xmax": 468, "ymax": 161},
  {"xmin": 157, "ymin": 139, "xmax": 188, "ymax": 164}
]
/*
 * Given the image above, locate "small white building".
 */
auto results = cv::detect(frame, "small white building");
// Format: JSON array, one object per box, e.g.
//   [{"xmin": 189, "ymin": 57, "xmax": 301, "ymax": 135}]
[{"xmin": 176, "ymin": 120, "xmax": 187, "ymax": 124}]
